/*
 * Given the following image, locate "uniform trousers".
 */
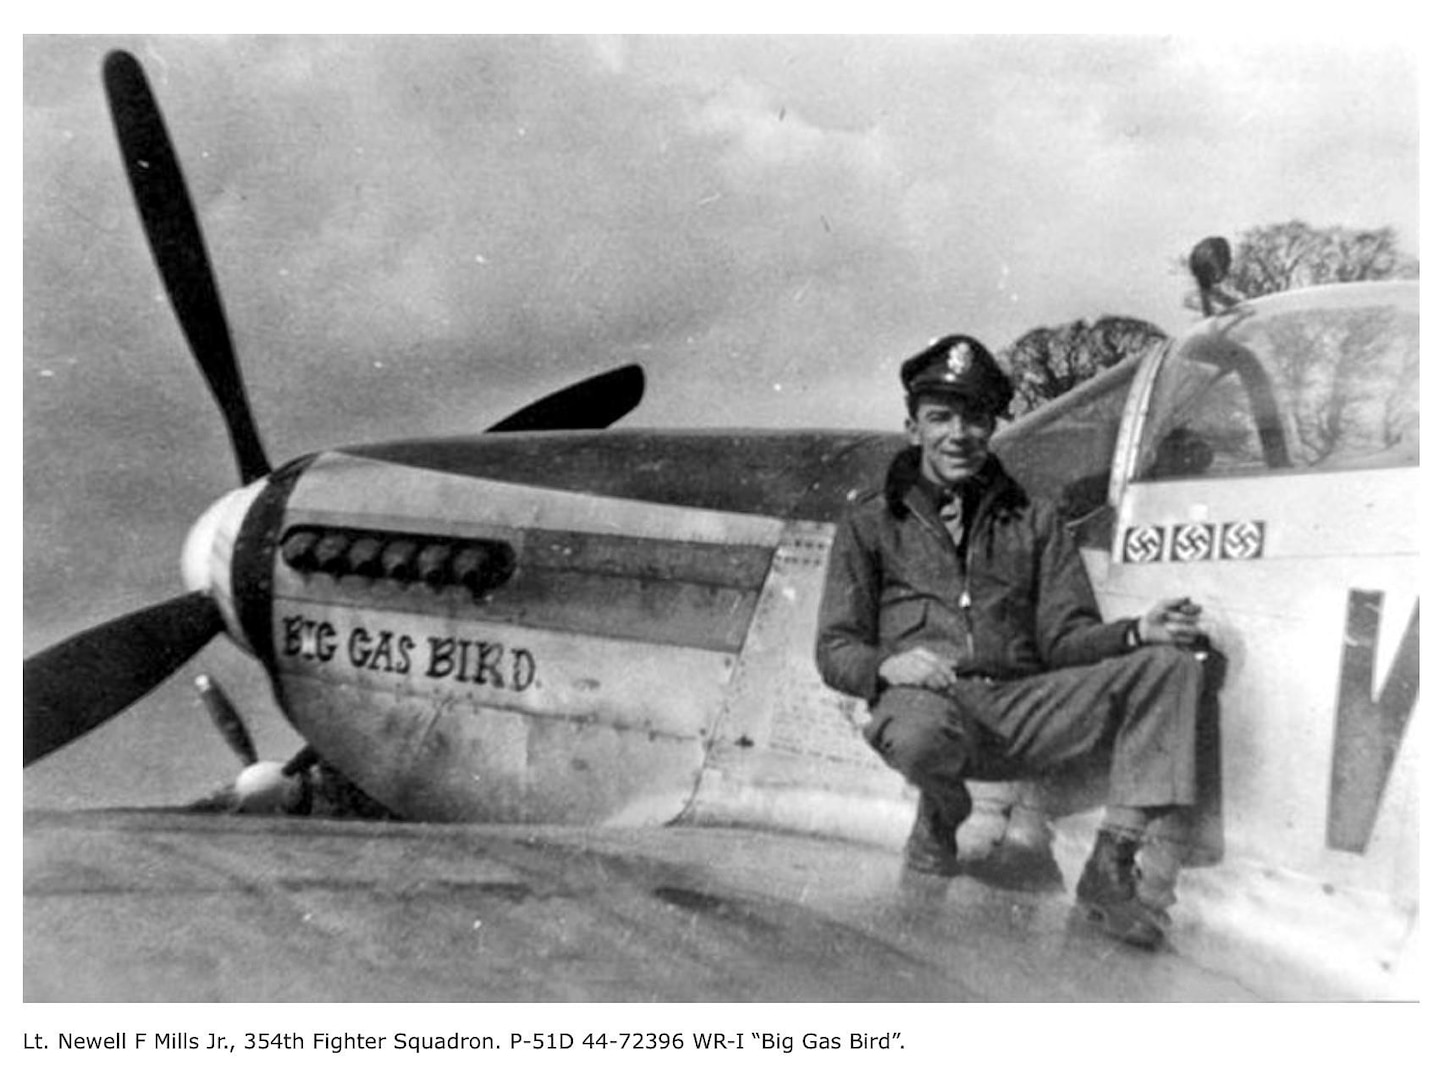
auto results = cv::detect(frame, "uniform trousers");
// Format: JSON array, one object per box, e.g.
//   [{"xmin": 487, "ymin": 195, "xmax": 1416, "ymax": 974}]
[{"xmin": 867, "ymin": 646, "xmax": 1203, "ymax": 832}]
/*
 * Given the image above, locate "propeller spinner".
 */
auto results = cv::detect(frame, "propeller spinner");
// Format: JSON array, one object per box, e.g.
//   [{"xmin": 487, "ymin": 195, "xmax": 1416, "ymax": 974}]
[{"xmin": 25, "ymin": 50, "xmax": 649, "ymax": 770}]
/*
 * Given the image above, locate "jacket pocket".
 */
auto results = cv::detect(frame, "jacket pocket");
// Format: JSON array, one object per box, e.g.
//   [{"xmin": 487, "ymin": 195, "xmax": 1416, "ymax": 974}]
[{"xmin": 878, "ymin": 598, "xmax": 930, "ymax": 649}]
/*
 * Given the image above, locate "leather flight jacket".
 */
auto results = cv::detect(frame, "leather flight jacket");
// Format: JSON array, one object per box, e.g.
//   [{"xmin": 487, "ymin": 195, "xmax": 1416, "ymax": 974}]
[{"xmin": 815, "ymin": 447, "xmax": 1135, "ymax": 704}]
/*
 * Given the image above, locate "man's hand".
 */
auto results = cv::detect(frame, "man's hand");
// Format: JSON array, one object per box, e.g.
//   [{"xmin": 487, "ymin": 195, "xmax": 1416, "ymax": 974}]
[
  {"xmin": 1138, "ymin": 597, "xmax": 1204, "ymax": 647},
  {"xmin": 878, "ymin": 646, "xmax": 958, "ymax": 691}
]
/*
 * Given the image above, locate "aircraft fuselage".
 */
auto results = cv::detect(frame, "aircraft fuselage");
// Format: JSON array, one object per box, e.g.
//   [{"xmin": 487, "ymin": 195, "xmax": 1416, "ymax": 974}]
[
  {"xmin": 215, "ymin": 431, "xmax": 906, "ymax": 827},
  {"xmin": 184, "ymin": 284, "xmax": 1419, "ymax": 999}
]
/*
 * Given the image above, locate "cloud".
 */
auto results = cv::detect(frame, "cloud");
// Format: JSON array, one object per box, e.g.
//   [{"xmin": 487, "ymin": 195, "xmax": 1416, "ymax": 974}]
[{"xmin": 25, "ymin": 34, "xmax": 1419, "ymax": 602}]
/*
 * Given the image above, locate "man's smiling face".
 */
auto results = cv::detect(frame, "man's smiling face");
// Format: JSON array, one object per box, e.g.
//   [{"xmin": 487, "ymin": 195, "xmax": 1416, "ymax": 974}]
[{"xmin": 907, "ymin": 392, "xmax": 997, "ymax": 487}]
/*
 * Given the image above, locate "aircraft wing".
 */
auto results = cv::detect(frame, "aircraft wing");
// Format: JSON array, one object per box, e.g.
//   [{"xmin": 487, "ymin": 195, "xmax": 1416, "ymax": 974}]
[{"xmin": 25, "ymin": 809, "xmax": 1269, "ymax": 1002}]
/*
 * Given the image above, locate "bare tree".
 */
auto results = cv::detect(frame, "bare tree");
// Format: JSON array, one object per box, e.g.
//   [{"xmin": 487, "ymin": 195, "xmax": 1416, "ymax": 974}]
[
  {"xmin": 1243, "ymin": 303, "xmax": 1418, "ymax": 466},
  {"xmin": 1002, "ymin": 316, "xmax": 1166, "ymax": 417}
]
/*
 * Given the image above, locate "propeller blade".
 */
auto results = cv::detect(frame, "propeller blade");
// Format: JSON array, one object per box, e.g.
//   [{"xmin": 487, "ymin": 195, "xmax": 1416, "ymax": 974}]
[
  {"xmin": 24, "ymin": 592, "xmax": 223, "ymax": 766},
  {"xmin": 487, "ymin": 363, "xmax": 645, "ymax": 433},
  {"xmin": 283, "ymin": 744, "xmax": 321, "ymax": 776},
  {"xmin": 193, "ymin": 674, "xmax": 257, "ymax": 766},
  {"xmin": 102, "ymin": 50, "xmax": 271, "ymax": 484}
]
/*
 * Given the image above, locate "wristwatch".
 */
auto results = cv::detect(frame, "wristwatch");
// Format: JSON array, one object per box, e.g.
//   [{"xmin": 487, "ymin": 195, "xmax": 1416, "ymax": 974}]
[{"xmin": 1124, "ymin": 619, "xmax": 1143, "ymax": 650}]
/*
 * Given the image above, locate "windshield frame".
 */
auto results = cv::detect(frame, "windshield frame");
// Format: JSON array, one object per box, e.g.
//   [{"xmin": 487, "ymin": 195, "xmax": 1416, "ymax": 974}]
[{"xmin": 1116, "ymin": 281, "xmax": 1418, "ymax": 492}]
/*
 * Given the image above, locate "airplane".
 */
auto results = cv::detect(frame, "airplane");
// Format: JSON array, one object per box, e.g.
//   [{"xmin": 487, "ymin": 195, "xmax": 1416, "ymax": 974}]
[{"xmin": 23, "ymin": 50, "xmax": 1418, "ymax": 1002}]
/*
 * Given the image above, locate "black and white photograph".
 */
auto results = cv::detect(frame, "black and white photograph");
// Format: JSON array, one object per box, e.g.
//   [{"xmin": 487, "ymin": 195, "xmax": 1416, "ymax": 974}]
[{"xmin": 23, "ymin": 29, "xmax": 1424, "ymax": 1025}]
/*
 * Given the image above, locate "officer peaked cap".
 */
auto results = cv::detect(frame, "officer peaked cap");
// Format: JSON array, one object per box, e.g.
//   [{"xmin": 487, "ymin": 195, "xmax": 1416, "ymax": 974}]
[{"xmin": 900, "ymin": 334, "xmax": 1013, "ymax": 417}]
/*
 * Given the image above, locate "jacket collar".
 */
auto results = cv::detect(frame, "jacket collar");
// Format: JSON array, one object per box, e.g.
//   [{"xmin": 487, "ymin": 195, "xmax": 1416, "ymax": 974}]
[{"xmin": 884, "ymin": 446, "xmax": 1028, "ymax": 522}]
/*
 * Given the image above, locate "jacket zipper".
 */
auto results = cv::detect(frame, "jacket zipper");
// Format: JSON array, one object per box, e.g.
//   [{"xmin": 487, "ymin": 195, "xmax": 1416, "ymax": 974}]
[{"xmin": 908, "ymin": 501, "xmax": 977, "ymax": 665}]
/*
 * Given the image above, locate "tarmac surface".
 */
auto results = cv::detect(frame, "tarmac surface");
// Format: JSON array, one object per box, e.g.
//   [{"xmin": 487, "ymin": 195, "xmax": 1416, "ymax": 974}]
[{"xmin": 24, "ymin": 809, "xmax": 1269, "ymax": 1002}]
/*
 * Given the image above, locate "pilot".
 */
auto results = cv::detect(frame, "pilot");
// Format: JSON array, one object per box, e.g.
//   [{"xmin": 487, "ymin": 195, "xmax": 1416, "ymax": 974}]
[{"xmin": 815, "ymin": 334, "xmax": 1206, "ymax": 948}]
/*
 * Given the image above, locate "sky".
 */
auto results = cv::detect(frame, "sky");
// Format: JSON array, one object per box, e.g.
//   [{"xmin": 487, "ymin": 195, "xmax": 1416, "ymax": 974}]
[{"xmin": 21, "ymin": 33, "xmax": 1421, "ymax": 807}]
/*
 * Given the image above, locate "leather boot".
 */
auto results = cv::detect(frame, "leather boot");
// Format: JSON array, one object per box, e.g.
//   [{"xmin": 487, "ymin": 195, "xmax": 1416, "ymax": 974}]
[
  {"xmin": 904, "ymin": 792, "xmax": 964, "ymax": 876},
  {"xmin": 1075, "ymin": 830, "xmax": 1169, "ymax": 948}
]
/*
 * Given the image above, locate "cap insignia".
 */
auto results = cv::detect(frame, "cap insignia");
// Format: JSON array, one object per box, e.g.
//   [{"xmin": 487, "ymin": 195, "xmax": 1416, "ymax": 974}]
[{"xmin": 946, "ymin": 341, "xmax": 971, "ymax": 377}]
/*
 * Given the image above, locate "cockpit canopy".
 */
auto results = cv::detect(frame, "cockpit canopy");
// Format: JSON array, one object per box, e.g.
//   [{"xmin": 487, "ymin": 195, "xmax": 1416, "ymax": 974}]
[
  {"xmin": 1138, "ymin": 282, "xmax": 1418, "ymax": 480},
  {"xmin": 994, "ymin": 281, "xmax": 1419, "ymax": 541}
]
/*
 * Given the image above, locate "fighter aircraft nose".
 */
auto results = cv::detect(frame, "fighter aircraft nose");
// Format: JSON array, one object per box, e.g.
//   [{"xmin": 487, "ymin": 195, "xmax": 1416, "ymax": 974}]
[{"xmin": 182, "ymin": 480, "xmax": 267, "ymax": 647}]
